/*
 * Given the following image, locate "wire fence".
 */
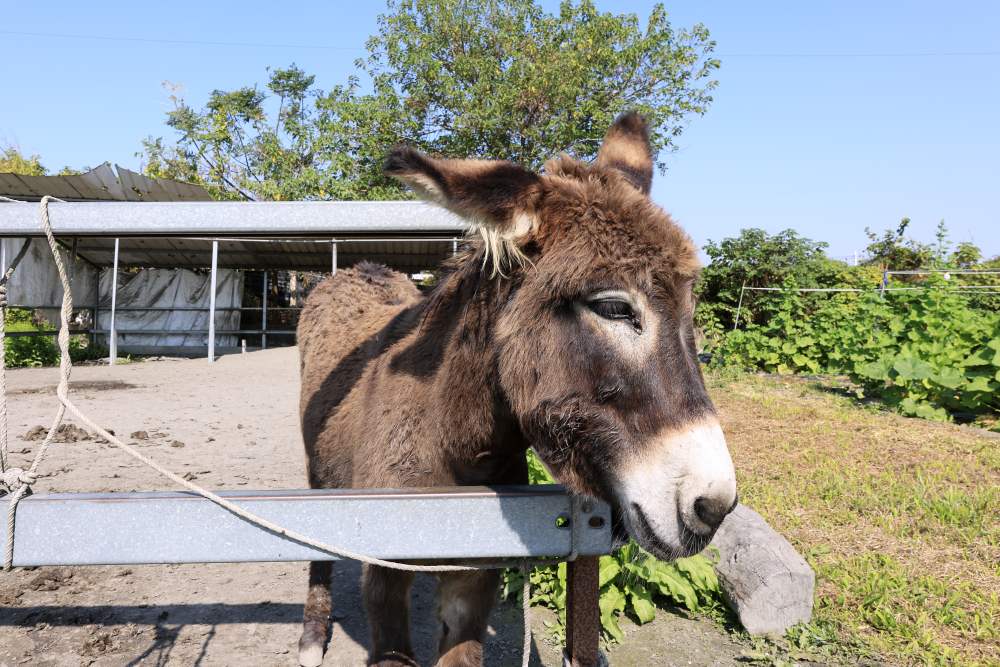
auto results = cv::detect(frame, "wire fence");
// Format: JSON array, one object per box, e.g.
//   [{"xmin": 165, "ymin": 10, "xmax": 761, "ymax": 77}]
[{"xmin": 732, "ymin": 281, "xmax": 1000, "ymax": 330}]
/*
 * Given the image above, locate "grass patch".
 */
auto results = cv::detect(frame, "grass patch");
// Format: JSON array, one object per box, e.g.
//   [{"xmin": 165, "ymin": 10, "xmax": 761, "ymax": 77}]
[{"xmin": 707, "ymin": 371, "xmax": 999, "ymax": 666}]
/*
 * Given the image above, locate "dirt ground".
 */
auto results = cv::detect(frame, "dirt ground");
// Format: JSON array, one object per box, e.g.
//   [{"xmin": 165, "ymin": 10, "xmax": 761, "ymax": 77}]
[{"xmin": 0, "ymin": 348, "xmax": 750, "ymax": 667}]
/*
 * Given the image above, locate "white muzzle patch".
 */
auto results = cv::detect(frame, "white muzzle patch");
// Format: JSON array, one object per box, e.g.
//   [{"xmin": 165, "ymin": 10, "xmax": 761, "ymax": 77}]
[{"xmin": 614, "ymin": 419, "xmax": 736, "ymax": 558}]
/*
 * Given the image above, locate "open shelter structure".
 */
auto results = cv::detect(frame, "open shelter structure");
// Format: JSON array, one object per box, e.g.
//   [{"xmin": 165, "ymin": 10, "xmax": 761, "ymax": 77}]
[{"xmin": 0, "ymin": 198, "xmax": 467, "ymax": 361}]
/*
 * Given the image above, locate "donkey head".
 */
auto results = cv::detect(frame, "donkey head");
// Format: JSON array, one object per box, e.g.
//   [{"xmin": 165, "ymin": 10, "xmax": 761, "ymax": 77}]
[{"xmin": 385, "ymin": 113, "xmax": 737, "ymax": 559}]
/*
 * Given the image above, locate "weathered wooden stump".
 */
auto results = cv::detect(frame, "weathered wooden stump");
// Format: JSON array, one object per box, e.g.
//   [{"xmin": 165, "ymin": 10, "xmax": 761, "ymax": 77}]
[{"xmin": 710, "ymin": 504, "xmax": 815, "ymax": 635}]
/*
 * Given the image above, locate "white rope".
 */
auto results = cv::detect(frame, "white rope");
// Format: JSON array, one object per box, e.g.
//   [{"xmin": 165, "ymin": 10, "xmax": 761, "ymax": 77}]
[{"xmin": 3, "ymin": 196, "xmax": 540, "ymax": 664}]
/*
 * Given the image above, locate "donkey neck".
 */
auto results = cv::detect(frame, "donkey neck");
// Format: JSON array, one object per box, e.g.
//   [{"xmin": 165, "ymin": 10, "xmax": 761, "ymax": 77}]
[{"xmin": 388, "ymin": 254, "xmax": 528, "ymax": 481}]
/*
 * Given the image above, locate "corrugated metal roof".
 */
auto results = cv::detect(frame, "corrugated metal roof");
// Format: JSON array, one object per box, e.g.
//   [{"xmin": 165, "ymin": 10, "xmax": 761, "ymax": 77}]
[{"xmin": 0, "ymin": 163, "xmax": 211, "ymax": 202}]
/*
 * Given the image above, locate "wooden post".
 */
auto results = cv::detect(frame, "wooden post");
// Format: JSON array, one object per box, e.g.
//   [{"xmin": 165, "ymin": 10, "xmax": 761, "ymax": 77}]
[{"xmin": 564, "ymin": 556, "xmax": 600, "ymax": 667}]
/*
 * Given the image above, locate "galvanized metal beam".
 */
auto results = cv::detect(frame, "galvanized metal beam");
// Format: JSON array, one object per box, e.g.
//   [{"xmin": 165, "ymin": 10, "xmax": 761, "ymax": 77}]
[
  {"xmin": 0, "ymin": 201, "xmax": 468, "ymax": 238},
  {"xmin": 6, "ymin": 485, "xmax": 612, "ymax": 567}
]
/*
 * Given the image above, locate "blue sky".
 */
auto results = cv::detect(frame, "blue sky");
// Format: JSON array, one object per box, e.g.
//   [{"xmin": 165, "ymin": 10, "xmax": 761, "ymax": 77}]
[{"xmin": 1, "ymin": 1, "xmax": 997, "ymax": 260}]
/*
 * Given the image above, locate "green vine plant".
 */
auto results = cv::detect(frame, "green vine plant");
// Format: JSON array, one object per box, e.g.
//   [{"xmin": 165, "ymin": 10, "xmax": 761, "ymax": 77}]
[
  {"xmin": 711, "ymin": 280, "xmax": 1000, "ymax": 429},
  {"xmin": 502, "ymin": 450, "xmax": 728, "ymax": 643}
]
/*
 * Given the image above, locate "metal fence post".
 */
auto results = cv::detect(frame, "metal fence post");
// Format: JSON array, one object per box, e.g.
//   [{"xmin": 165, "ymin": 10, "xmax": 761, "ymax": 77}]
[
  {"xmin": 108, "ymin": 238, "xmax": 119, "ymax": 365},
  {"xmin": 331, "ymin": 239, "xmax": 337, "ymax": 276},
  {"xmin": 564, "ymin": 556, "xmax": 601, "ymax": 667},
  {"xmin": 733, "ymin": 281, "xmax": 747, "ymax": 331},
  {"xmin": 92, "ymin": 270, "xmax": 100, "ymax": 351},
  {"xmin": 261, "ymin": 270, "xmax": 268, "ymax": 351},
  {"xmin": 208, "ymin": 240, "xmax": 218, "ymax": 362}
]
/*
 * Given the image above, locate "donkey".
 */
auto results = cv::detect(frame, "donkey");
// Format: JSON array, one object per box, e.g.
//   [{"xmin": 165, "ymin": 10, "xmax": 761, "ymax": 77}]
[{"xmin": 296, "ymin": 112, "xmax": 737, "ymax": 667}]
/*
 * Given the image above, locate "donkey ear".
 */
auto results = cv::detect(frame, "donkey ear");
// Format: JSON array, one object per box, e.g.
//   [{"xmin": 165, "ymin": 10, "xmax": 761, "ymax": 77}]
[
  {"xmin": 384, "ymin": 146, "xmax": 541, "ymax": 236},
  {"xmin": 596, "ymin": 111, "xmax": 654, "ymax": 194}
]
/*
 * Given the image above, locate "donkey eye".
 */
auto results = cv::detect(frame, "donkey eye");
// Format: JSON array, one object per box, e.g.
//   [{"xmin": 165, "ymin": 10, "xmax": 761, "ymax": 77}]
[{"xmin": 588, "ymin": 299, "xmax": 634, "ymax": 320}]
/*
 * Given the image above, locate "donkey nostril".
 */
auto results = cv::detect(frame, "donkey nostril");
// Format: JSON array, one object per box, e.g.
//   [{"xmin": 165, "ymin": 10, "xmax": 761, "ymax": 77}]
[{"xmin": 694, "ymin": 496, "xmax": 735, "ymax": 530}]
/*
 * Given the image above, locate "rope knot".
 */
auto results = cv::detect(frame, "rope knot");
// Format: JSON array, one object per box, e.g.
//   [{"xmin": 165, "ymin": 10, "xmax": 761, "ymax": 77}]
[{"xmin": 0, "ymin": 468, "xmax": 36, "ymax": 494}]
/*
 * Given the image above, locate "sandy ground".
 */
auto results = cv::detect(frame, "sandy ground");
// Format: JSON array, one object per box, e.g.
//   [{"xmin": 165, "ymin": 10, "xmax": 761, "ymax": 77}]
[{"xmin": 0, "ymin": 348, "xmax": 748, "ymax": 667}]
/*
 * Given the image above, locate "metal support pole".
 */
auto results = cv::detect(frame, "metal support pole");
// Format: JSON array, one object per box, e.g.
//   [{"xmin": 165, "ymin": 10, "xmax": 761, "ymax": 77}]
[
  {"xmin": 880, "ymin": 269, "xmax": 888, "ymax": 298},
  {"xmin": 92, "ymin": 273, "xmax": 100, "ymax": 350},
  {"xmin": 452, "ymin": 238, "xmax": 458, "ymax": 256},
  {"xmin": 261, "ymin": 271, "xmax": 268, "ymax": 350},
  {"xmin": 69, "ymin": 237, "xmax": 78, "ymax": 286},
  {"xmin": 1, "ymin": 240, "xmax": 7, "ymax": 276},
  {"xmin": 331, "ymin": 239, "xmax": 337, "ymax": 276},
  {"xmin": 208, "ymin": 240, "xmax": 218, "ymax": 362},
  {"xmin": 564, "ymin": 556, "xmax": 601, "ymax": 667},
  {"xmin": 108, "ymin": 238, "xmax": 119, "ymax": 365}
]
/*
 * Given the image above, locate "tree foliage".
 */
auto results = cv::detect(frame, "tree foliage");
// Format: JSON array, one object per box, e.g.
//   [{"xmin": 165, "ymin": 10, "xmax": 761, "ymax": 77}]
[
  {"xmin": 0, "ymin": 146, "xmax": 46, "ymax": 176},
  {"xmin": 695, "ymin": 228, "xmax": 868, "ymax": 334},
  {"xmin": 0, "ymin": 146, "xmax": 84, "ymax": 177},
  {"xmin": 141, "ymin": 0, "xmax": 719, "ymax": 201},
  {"xmin": 862, "ymin": 218, "xmax": 936, "ymax": 271}
]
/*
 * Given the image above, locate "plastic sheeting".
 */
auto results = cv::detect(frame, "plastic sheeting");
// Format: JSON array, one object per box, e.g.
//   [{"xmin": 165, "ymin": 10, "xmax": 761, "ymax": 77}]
[
  {"xmin": 96, "ymin": 268, "xmax": 243, "ymax": 349},
  {"xmin": 2, "ymin": 237, "xmax": 243, "ymax": 350},
  {"xmin": 2, "ymin": 237, "xmax": 99, "ymax": 314}
]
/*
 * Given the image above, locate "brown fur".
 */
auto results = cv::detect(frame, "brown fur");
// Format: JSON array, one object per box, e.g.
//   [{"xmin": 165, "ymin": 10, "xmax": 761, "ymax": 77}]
[{"xmin": 296, "ymin": 113, "xmax": 721, "ymax": 666}]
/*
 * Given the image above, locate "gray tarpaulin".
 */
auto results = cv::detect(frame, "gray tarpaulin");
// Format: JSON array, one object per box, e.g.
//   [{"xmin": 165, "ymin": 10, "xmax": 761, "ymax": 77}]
[
  {"xmin": 2, "ymin": 237, "xmax": 99, "ymax": 312},
  {"xmin": 96, "ymin": 268, "xmax": 243, "ymax": 349},
  {"xmin": 2, "ymin": 237, "xmax": 243, "ymax": 349}
]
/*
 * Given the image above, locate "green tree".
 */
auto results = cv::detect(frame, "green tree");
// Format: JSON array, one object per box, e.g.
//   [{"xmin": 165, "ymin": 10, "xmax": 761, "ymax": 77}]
[
  {"xmin": 696, "ymin": 228, "xmax": 851, "ymax": 332},
  {"xmin": 950, "ymin": 241, "xmax": 982, "ymax": 268},
  {"xmin": 862, "ymin": 218, "xmax": 934, "ymax": 270},
  {"xmin": 141, "ymin": 0, "xmax": 719, "ymax": 201},
  {"xmin": 0, "ymin": 146, "xmax": 46, "ymax": 176}
]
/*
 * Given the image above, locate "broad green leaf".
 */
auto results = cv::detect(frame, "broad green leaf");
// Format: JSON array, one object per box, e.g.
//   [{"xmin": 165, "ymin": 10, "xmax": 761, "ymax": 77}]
[
  {"xmin": 598, "ymin": 557, "xmax": 620, "ymax": 588},
  {"xmin": 893, "ymin": 356, "xmax": 933, "ymax": 381},
  {"xmin": 627, "ymin": 583, "xmax": 657, "ymax": 624},
  {"xmin": 965, "ymin": 376, "xmax": 994, "ymax": 393},
  {"xmin": 933, "ymin": 366, "xmax": 965, "ymax": 389}
]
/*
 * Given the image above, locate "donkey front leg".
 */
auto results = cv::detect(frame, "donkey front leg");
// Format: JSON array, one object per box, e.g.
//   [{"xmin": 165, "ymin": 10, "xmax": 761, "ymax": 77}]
[
  {"xmin": 299, "ymin": 561, "xmax": 334, "ymax": 667},
  {"xmin": 364, "ymin": 564, "xmax": 418, "ymax": 666},
  {"xmin": 435, "ymin": 570, "xmax": 500, "ymax": 667}
]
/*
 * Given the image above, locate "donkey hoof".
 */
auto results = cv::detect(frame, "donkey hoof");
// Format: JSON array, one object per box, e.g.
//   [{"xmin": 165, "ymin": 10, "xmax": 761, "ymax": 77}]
[
  {"xmin": 298, "ymin": 641, "xmax": 324, "ymax": 667},
  {"xmin": 371, "ymin": 652, "xmax": 420, "ymax": 667},
  {"xmin": 298, "ymin": 624, "xmax": 327, "ymax": 667}
]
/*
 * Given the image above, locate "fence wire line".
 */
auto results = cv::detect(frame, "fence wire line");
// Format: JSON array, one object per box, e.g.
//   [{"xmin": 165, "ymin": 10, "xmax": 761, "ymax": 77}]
[
  {"xmin": 740, "ymin": 286, "xmax": 1000, "ymax": 293},
  {"xmin": 1, "ymin": 196, "xmax": 539, "ymax": 666}
]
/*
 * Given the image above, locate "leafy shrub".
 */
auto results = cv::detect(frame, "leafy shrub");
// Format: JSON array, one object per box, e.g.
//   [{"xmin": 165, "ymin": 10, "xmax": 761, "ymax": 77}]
[
  {"xmin": 3, "ymin": 308, "xmax": 59, "ymax": 367},
  {"xmin": 696, "ymin": 228, "xmax": 871, "ymax": 332},
  {"xmin": 3, "ymin": 308, "xmax": 98, "ymax": 368},
  {"xmin": 713, "ymin": 286, "xmax": 1000, "ymax": 423},
  {"xmin": 504, "ymin": 450, "xmax": 728, "ymax": 643}
]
